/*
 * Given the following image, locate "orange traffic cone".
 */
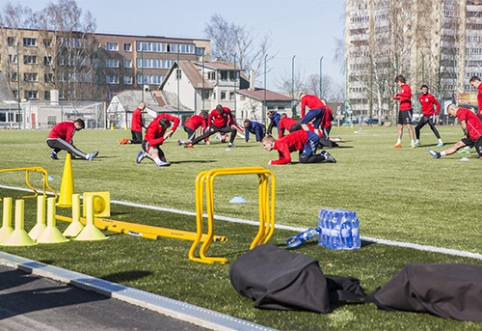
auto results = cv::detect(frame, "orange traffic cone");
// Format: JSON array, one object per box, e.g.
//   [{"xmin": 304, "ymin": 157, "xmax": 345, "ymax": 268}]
[{"xmin": 57, "ymin": 153, "xmax": 75, "ymax": 208}]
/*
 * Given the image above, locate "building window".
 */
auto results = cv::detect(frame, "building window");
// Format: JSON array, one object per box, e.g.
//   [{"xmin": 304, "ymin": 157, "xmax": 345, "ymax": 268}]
[
  {"xmin": 124, "ymin": 76, "xmax": 133, "ymax": 85},
  {"xmin": 47, "ymin": 116, "xmax": 56, "ymax": 127},
  {"xmin": 136, "ymin": 58, "xmax": 175, "ymax": 69},
  {"xmin": 220, "ymin": 91, "xmax": 226, "ymax": 100},
  {"xmin": 24, "ymin": 73, "xmax": 38, "ymax": 82},
  {"xmin": 106, "ymin": 75, "xmax": 119, "ymax": 84},
  {"xmin": 23, "ymin": 38, "xmax": 37, "ymax": 47},
  {"xmin": 106, "ymin": 42, "xmax": 118, "ymax": 51},
  {"xmin": 24, "ymin": 90, "xmax": 38, "ymax": 99},
  {"xmin": 207, "ymin": 72, "xmax": 216, "ymax": 80},
  {"xmin": 44, "ymin": 56, "xmax": 52, "ymax": 65},
  {"xmin": 44, "ymin": 73, "xmax": 54, "ymax": 83},
  {"xmin": 176, "ymin": 69, "xmax": 182, "ymax": 79},
  {"xmin": 124, "ymin": 59, "xmax": 132, "ymax": 68},
  {"xmin": 43, "ymin": 39, "xmax": 52, "ymax": 47},
  {"xmin": 136, "ymin": 74, "xmax": 164, "ymax": 84},
  {"xmin": 230, "ymin": 92, "xmax": 235, "ymax": 100},
  {"xmin": 8, "ymin": 54, "xmax": 17, "ymax": 63},
  {"xmin": 44, "ymin": 90, "xmax": 50, "ymax": 100},
  {"xmin": 124, "ymin": 43, "xmax": 132, "ymax": 52},
  {"xmin": 195, "ymin": 47, "xmax": 205, "ymax": 56},
  {"xmin": 23, "ymin": 55, "xmax": 38, "ymax": 64},
  {"xmin": 10, "ymin": 73, "xmax": 18, "ymax": 82},
  {"xmin": 7, "ymin": 37, "xmax": 15, "ymax": 46},
  {"xmin": 106, "ymin": 59, "xmax": 119, "ymax": 68}
]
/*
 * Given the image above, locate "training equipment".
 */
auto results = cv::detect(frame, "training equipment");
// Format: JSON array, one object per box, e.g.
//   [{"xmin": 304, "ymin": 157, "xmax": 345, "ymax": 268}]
[
  {"xmin": 63, "ymin": 194, "xmax": 84, "ymax": 237},
  {"xmin": 190, "ymin": 166, "xmax": 276, "ymax": 264},
  {"xmin": 2, "ymin": 199, "xmax": 36, "ymax": 246},
  {"xmin": 57, "ymin": 154, "xmax": 75, "ymax": 208},
  {"xmin": 37, "ymin": 197, "xmax": 69, "ymax": 244},
  {"xmin": 82, "ymin": 192, "xmax": 110, "ymax": 218},
  {"xmin": 0, "ymin": 197, "xmax": 14, "ymax": 242},
  {"xmin": 28, "ymin": 196, "xmax": 47, "ymax": 240},
  {"xmin": 318, "ymin": 208, "xmax": 360, "ymax": 250},
  {"xmin": 0, "ymin": 167, "xmax": 57, "ymax": 202},
  {"xmin": 74, "ymin": 195, "xmax": 108, "ymax": 241}
]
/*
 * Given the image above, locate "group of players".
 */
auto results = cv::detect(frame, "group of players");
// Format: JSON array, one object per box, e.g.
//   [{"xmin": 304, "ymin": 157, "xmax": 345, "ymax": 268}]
[{"xmin": 45, "ymin": 75, "xmax": 482, "ymax": 166}]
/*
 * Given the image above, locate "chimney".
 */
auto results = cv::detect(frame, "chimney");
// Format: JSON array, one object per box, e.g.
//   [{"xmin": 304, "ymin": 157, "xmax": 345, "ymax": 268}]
[{"xmin": 249, "ymin": 70, "xmax": 255, "ymax": 91}]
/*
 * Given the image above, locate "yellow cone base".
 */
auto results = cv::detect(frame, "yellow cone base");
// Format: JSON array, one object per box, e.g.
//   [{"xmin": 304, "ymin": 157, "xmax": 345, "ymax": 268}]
[
  {"xmin": 0, "ymin": 226, "xmax": 14, "ymax": 243},
  {"xmin": 28, "ymin": 223, "xmax": 47, "ymax": 241},
  {"xmin": 74, "ymin": 224, "xmax": 108, "ymax": 241},
  {"xmin": 37, "ymin": 226, "xmax": 69, "ymax": 244},
  {"xmin": 2, "ymin": 229, "xmax": 36, "ymax": 246},
  {"xmin": 63, "ymin": 221, "xmax": 84, "ymax": 238}
]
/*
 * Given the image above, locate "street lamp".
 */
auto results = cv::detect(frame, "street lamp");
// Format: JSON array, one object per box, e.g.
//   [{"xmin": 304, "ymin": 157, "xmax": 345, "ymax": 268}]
[
  {"xmin": 319, "ymin": 56, "xmax": 323, "ymax": 98},
  {"xmin": 291, "ymin": 55, "xmax": 296, "ymax": 118}
]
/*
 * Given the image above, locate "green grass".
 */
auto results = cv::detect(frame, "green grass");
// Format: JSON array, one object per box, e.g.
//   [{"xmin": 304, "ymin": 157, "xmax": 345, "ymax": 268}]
[{"xmin": 1, "ymin": 125, "xmax": 482, "ymax": 330}]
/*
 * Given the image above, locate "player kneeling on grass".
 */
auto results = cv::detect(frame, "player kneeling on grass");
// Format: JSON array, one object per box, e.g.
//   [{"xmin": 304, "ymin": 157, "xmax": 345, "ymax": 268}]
[
  {"xmin": 262, "ymin": 130, "xmax": 336, "ymax": 165},
  {"xmin": 136, "ymin": 117, "xmax": 172, "ymax": 167},
  {"xmin": 428, "ymin": 104, "xmax": 482, "ymax": 160}
]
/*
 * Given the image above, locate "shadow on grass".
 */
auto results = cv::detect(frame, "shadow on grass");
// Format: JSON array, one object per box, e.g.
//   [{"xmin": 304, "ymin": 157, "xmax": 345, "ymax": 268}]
[{"xmin": 102, "ymin": 270, "xmax": 152, "ymax": 283}]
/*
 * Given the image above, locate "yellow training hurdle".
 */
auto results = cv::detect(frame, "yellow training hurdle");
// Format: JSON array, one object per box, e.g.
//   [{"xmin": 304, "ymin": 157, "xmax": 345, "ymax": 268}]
[
  {"xmin": 189, "ymin": 167, "xmax": 276, "ymax": 264},
  {"xmin": 0, "ymin": 167, "xmax": 57, "ymax": 202}
]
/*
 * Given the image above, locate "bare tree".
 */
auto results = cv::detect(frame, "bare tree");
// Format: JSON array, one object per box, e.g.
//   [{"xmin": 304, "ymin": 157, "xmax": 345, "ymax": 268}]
[{"xmin": 204, "ymin": 14, "xmax": 275, "ymax": 85}]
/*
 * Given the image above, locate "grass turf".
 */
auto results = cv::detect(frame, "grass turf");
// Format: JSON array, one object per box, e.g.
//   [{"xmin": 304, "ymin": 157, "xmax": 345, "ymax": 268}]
[{"xmin": 1, "ymin": 125, "xmax": 482, "ymax": 330}]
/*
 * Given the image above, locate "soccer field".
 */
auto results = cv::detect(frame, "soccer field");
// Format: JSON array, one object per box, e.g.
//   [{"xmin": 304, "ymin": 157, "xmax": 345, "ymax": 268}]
[{"xmin": 1, "ymin": 125, "xmax": 482, "ymax": 330}]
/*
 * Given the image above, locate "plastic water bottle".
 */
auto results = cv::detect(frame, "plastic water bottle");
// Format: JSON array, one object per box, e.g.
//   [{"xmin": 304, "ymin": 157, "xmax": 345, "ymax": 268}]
[
  {"xmin": 340, "ymin": 212, "xmax": 353, "ymax": 249},
  {"xmin": 286, "ymin": 227, "xmax": 320, "ymax": 248},
  {"xmin": 351, "ymin": 212, "xmax": 361, "ymax": 249},
  {"xmin": 331, "ymin": 211, "xmax": 342, "ymax": 250},
  {"xmin": 317, "ymin": 209, "xmax": 325, "ymax": 246}
]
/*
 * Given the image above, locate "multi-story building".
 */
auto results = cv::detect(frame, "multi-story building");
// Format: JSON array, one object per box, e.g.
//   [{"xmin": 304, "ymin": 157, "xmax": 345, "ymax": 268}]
[
  {"xmin": 345, "ymin": 0, "xmax": 482, "ymax": 123},
  {"xmin": 0, "ymin": 27, "xmax": 210, "ymax": 103}
]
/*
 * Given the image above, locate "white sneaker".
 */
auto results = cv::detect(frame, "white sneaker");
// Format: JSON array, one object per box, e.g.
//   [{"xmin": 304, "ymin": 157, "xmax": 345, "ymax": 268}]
[{"xmin": 86, "ymin": 151, "xmax": 98, "ymax": 161}]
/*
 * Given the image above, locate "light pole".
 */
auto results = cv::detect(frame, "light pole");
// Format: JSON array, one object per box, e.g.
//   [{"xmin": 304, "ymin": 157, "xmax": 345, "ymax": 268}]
[
  {"xmin": 233, "ymin": 53, "xmax": 237, "ymax": 115},
  {"xmin": 264, "ymin": 53, "xmax": 268, "ymax": 122},
  {"xmin": 319, "ymin": 56, "xmax": 323, "ymax": 98},
  {"xmin": 16, "ymin": 43, "xmax": 21, "ymax": 129},
  {"xmin": 291, "ymin": 55, "xmax": 296, "ymax": 118}
]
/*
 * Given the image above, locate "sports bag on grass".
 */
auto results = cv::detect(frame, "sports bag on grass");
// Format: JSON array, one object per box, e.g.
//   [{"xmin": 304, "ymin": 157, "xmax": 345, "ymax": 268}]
[
  {"xmin": 229, "ymin": 244, "xmax": 365, "ymax": 313},
  {"xmin": 366, "ymin": 263, "xmax": 482, "ymax": 321}
]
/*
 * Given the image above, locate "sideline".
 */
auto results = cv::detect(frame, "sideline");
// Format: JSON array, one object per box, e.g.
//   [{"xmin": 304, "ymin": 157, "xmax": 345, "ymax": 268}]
[{"xmin": 2, "ymin": 184, "xmax": 482, "ymax": 261}]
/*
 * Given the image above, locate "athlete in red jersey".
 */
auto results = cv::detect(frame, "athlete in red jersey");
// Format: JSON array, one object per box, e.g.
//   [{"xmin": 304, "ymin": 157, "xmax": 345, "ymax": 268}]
[
  {"xmin": 186, "ymin": 105, "xmax": 237, "ymax": 147},
  {"xmin": 429, "ymin": 104, "xmax": 482, "ymax": 160},
  {"xmin": 179, "ymin": 111, "xmax": 209, "ymax": 145},
  {"xmin": 391, "ymin": 75, "xmax": 415, "ymax": 148},
  {"xmin": 299, "ymin": 93, "xmax": 325, "ymax": 135},
  {"xmin": 46, "ymin": 119, "xmax": 98, "ymax": 161},
  {"xmin": 279, "ymin": 113, "xmax": 301, "ymax": 137},
  {"xmin": 414, "ymin": 85, "xmax": 443, "ymax": 147},
  {"xmin": 136, "ymin": 117, "xmax": 172, "ymax": 167},
  {"xmin": 469, "ymin": 76, "xmax": 482, "ymax": 118},
  {"xmin": 129, "ymin": 102, "xmax": 147, "ymax": 144},
  {"xmin": 262, "ymin": 130, "xmax": 336, "ymax": 165}
]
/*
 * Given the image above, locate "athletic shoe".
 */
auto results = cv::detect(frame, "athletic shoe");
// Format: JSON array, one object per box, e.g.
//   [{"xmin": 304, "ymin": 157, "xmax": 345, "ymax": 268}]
[
  {"xmin": 136, "ymin": 151, "xmax": 145, "ymax": 164},
  {"xmin": 228, "ymin": 143, "xmax": 235, "ymax": 148},
  {"xmin": 391, "ymin": 143, "xmax": 402, "ymax": 148},
  {"xmin": 156, "ymin": 161, "xmax": 171, "ymax": 167},
  {"xmin": 428, "ymin": 148, "xmax": 440, "ymax": 159},
  {"xmin": 50, "ymin": 151, "xmax": 59, "ymax": 160},
  {"xmin": 410, "ymin": 143, "xmax": 416, "ymax": 149},
  {"xmin": 86, "ymin": 151, "xmax": 98, "ymax": 161},
  {"xmin": 118, "ymin": 138, "xmax": 129, "ymax": 145},
  {"xmin": 436, "ymin": 142, "xmax": 444, "ymax": 147},
  {"xmin": 177, "ymin": 140, "xmax": 183, "ymax": 146},
  {"xmin": 338, "ymin": 137, "xmax": 345, "ymax": 143},
  {"xmin": 323, "ymin": 151, "xmax": 336, "ymax": 163},
  {"xmin": 457, "ymin": 147, "xmax": 470, "ymax": 154},
  {"xmin": 413, "ymin": 141, "xmax": 421, "ymax": 146}
]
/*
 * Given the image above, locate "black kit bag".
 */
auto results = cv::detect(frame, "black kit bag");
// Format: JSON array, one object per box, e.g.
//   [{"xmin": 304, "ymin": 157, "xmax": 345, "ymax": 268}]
[
  {"xmin": 366, "ymin": 263, "xmax": 482, "ymax": 321},
  {"xmin": 229, "ymin": 244, "xmax": 365, "ymax": 313}
]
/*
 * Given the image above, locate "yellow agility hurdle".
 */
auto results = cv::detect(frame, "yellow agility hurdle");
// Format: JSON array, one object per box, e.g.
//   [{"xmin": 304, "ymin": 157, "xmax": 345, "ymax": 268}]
[
  {"xmin": 0, "ymin": 167, "xmax": 57, "ymax": 201},
  {"xmin": 189, "ymin": 166, "xmax": 276, "ymax": 264}
]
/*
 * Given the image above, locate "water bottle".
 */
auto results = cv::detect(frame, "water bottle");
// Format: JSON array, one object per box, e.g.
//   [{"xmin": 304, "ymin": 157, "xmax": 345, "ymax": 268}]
[
  {"xmin": 317, "ymin": 209, "xmax": 325, "ymax": 247},
  {"xmin": 340, "ymin": 211, "xmax": 353, "ymax": 249},
  {"xmin": 286, "ymin": 227, "xmax": 320, "ymax": 248},
  {"xmin": 351, "ymin": 212, "xmax": 361, "ymax": 249},
  {"xmin": 331, "ymin": 211, "xmax": 342, "ymax": 250}
]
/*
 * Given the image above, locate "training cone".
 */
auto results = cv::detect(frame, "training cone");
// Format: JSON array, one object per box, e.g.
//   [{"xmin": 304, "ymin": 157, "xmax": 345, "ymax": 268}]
[
  {"xmin": 63, "ymin": 194, "xmax": 84, "ymax": 237},
  {"xmin": 28, "ymin": 196, "xmax": 47, "ymax": 240},
  {"xmin": 74, "ymin": 195, "xmax": 107, "ymax": 241},
  {"xmin": 0, "ymin": 197, "xmax": 14, "ymax": 243},
  {"xmin": 3, "ymin": 200, "xmax": 36, "ymax": 246},
  {"xmin": 57, "ymin": 153, "xmax": 75, "ymax": 208},
  {"xmin": 37, "ymin": 198, "xmax": 68, "ymax": 244},
  {"xmin": 229, "ymin": 196, "xmax": 247, "ymax": 203}
]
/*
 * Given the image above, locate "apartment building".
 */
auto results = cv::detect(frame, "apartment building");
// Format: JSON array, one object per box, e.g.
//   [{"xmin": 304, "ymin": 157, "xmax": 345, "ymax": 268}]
[
  {"xmin": 345, "ymin": 0, "xmax": 482, "ymax": 122},
  {"xmin": 0, "ymin": 27, "xmax": 210, "ymax": 103}
]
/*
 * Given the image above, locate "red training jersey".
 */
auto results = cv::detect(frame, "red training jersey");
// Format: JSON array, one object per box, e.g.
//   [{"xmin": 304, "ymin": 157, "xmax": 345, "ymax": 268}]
[
  {"xmin": 153, "ymin": 113, "xmax": 180, "ymax": 132},
  {"xmin": 477, "ymin": 84, "xmax": 482, "ymax": 117},
  {"xmin": 300, "ymin": 94, "xmax": 324, "ymax": 118},
  {"xmin": 271, "ymin": 130, "xmax": 308, "ymax": 165},
  {"xmin": 457, "ymin": 107, "xmax": 482, "ymax": 141},
  {"xmin": 47, "ymin": 121, "xmax": 76, "ymax": 144},
  {"xmin": 184, "ymin": 115, "xmax": 207, "ymax": 131},
  {"xmin": 418, "ymin": 93, "xmax": 440, "ymax": 116},
  {"xmin": 393, "ymin": 83, "xmax": 412, "ymax": 111},
  {"xmin": 208, "ymin": 107, "xmax": 235, "ymax": 127},
  {"xmin": 279, "ymin": 117, "xmax": 299, "ymax": 137},
  {"xmin": 322, "ymin": 106, "xmax": 334, "ymax": 129},
  {"xmin": 131, "ymin": 107, "xmax": 144, "ymax": 131}
]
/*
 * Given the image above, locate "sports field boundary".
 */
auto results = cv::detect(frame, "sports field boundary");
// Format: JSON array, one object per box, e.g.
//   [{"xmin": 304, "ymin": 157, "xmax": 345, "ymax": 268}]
[{"xmin": 2, "ymin": 183, "xmax": 482, "ymax": 261}]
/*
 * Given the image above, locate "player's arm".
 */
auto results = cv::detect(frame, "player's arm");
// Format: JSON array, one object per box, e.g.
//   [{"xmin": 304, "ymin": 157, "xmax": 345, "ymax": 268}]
[{"xmin": 460, "ymin": 120, "xmax": 469, "ymax": 137}]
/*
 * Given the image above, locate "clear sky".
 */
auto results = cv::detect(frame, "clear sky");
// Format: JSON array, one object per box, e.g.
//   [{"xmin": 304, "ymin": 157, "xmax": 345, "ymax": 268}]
[{"xmin": 11, "ymin": 0, "xmax": 345, "ymax": 93}]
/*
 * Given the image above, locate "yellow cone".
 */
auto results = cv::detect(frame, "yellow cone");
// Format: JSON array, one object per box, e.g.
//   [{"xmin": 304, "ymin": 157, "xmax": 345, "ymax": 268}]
[
  {"xmin": 0, "ymin": 197, "xmax": 14, "ymax": 243},
  {"xmin": 75, "ymin": 195, "xmax": 108, "ymax": 241},
  {"xmin": 3, "ymin": 200, "xmax": 36, "ymax": 246},
  {"xmin": 37, "ymin": 197, "xmax": 68, "ymax": 244},
  {"xmin": 82, "ymin": 192, "xmax": 110, "ymax": 218},
  {"xmin": 28, "ymin": 196, "xmax": 47, "ymax": 240},
  {"xmin": 57, "ymin": 153, "xmax": 75, "ymax": 208},
  {"xmin": 63, "ymin": 194, "xmax": 84, "ymax": 237}
]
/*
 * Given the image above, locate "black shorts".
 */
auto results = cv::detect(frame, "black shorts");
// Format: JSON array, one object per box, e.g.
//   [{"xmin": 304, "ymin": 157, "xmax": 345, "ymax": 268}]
[
  {"xmin": 461, "ymin": 137, "xmax": 482, "ymax": 156},
  {"xmin": 398, "ymin": 110, "xmax": 413, "ymax": 125}
]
